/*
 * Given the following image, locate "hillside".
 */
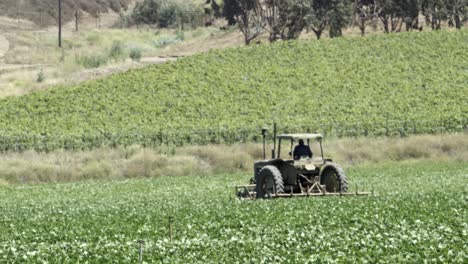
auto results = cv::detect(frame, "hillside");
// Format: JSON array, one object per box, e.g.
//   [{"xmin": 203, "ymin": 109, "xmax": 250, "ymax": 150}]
[{"xmin": 0, "ymin": 30, "xmax": 467, "ymax": 151}]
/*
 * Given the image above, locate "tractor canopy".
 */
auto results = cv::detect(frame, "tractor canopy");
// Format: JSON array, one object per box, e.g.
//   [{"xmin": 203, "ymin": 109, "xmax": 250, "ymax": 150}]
[{"xmin": 277, "ymin": 133, "xmax": 323, "ymax": 141}]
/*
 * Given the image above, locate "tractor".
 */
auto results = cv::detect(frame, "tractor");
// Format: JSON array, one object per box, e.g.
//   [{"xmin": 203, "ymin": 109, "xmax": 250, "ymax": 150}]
[{"xmin": 236, "ymin": 127, "xmax": 371, "ymax": 199}]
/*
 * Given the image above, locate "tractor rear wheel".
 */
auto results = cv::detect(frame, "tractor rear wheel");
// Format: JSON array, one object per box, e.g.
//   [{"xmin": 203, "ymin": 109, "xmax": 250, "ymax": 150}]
[
  {"xmin": 256, "ymin": 165, "xmax": 284, "ymax": 199},
  {"xmin": 321, "ymin": 163, "xmax": 348, "ymax": 193}
]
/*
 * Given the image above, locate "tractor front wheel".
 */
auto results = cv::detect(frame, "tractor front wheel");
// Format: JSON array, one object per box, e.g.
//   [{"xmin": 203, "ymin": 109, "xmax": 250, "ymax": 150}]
[{"xmin": 256, "ymin": 165, "xmax": 284, "ymax": 199}]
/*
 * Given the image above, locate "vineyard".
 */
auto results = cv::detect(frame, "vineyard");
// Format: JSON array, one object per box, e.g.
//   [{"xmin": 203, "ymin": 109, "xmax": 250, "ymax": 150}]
[
  {"xmin": 0, "ymin": 30, "xmax": 467, "ymax": 151},
  {"xmin": 0, "ymin": 161, "xmax": 466, "ymax": 262}
]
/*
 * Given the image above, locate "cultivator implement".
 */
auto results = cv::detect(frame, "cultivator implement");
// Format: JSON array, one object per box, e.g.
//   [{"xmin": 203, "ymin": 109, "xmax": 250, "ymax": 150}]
[{"xmin": 236, "ymin": 181, "xmax": 373, "ymax": 200}]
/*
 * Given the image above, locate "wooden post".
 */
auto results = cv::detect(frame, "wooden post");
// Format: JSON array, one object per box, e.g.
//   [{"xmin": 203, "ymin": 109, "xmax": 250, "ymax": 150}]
[
  {"xmin": 181, "ymin": 13, "xmax": 184, "ymax": 31},
  {"xmin": 75, "ymin": 10, "xmax": 78, "ymax": 32},
  {"xmin": 58, "ymin": 0, "xmax": 62, "ymax": 48},
  {"xmin": 17, "ymin": 11, "xmax": 20, "ymax": 29},
  {"xmin": 169, "ymin": 216, "xmax": 173, "ymax": 241},
  {"xmin": 137, "ymin": 240, "xmax": 145, "ymax": 263}
]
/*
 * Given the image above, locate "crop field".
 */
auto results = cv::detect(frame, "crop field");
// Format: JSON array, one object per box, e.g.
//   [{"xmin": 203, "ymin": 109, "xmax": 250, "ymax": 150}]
[
  {"xmin": 0, "ymin": 161, "xmax": 466, "ymax": 262},
  {"xmin": 0, "ymin": 30, "xmax": 466, "ymax": 151}
]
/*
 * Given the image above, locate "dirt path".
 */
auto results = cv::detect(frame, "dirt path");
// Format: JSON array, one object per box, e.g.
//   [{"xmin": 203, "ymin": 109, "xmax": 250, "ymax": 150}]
[
  {"xmin": 67, "ymin": 56, "xmax": 180, "ymax": 84},
  {"xmin": 0, "ymin": 34, "xmax": 9, "ymax": 61}
]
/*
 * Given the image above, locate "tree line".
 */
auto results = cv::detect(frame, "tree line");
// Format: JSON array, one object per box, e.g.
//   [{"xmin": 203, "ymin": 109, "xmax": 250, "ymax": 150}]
[{"xmin": 220, "ymin": 0, "xmax": 466, "ymax": 44}]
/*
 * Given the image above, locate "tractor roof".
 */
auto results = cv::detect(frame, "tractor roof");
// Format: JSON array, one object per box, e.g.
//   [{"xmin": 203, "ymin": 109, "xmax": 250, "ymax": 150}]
[{"xmin": 277, "ymin": 133, "xmax": 323, "ymax": 140}]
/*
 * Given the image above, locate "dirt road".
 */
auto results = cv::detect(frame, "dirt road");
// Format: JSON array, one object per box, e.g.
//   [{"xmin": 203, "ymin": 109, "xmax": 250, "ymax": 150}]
[{"xmin": 0, "ymin": 34, "xmax": 9, "ymax": 61}]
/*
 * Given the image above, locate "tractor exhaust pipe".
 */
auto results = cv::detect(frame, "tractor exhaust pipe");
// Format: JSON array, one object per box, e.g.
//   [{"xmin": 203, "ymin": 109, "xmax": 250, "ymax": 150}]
[
  {"xmin": 261, "ymin": 127, "xmax": 267, "ymax": 160},
  {"xmin": 272, "ymin": 123, "xmax": 277, "ymax": 159}
]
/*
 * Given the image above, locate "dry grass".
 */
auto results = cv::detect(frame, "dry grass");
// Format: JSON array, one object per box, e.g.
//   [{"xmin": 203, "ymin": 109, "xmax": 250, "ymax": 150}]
[
  {"xmin": 0, "ymin": 23, "xmax": 240, "ymax": 97},
  {"xmin": 326, "ymin": 134, "xmax": 468, "ymax": 165},
  {"xmin": 0, "ymin": 133, "xmax": 466, "ymax": 184}
]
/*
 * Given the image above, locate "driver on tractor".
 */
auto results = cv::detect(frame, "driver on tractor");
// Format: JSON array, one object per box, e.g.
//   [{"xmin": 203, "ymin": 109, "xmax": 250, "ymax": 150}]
[{"xmin": 293, "ymin": 139, "xmax": 312, "ymax": 160}]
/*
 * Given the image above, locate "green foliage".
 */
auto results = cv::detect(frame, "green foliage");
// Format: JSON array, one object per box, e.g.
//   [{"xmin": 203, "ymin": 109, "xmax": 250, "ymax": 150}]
[
  {"xmin": 306, "ymin": 0, "xmax": 336, "ymax": 39},
  {"xmin": 108, "ymin": 40, "xmax": 125, "ymax": 60},
  {"xmin": 328, "ymin": 0, "xmax": 353, "ymax": 38},
  {"xmin": 152, "ymin": 35, "xmax": 182, "ymax": 47},
  {"xmin": 266, "ymin": 0, "xmax": 312, "ymax": 41},
  {"xmin": 0, "ymin": 31, "xmax": 467, "ymax": 151},
  {"xmin": 176, "ymin": 30, "xmax": 185, "ymax": 41},
  {"xmin": 129, "ymin": 48, "xmax": 142, "ymax": 62},
  {"xmin": 0, "ymin": 162, "xmax": 466, "ymax": 261},
  {"xmin": 158, "ymin": 1, "xmax": 178, "ymax": 28},
  {"xmin": 75, "ymin": 53, "xmax": 109, "ymax": 68},
  {"xmin": 36, "ymin": 69, "xmax": 45, "ymax": 83},
  {"xmin": 131, "ymin": 0, "xmax": 205, "ymax": 28},
  {"xmin": 132, "ymin": 0, "xmax": 161, "ymax": 25}
]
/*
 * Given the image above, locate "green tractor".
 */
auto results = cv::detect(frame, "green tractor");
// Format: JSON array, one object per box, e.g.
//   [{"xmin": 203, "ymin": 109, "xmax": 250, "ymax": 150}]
[{"xmin": 236, "ymin": 129, "xmax": 370, "ymax": 199}]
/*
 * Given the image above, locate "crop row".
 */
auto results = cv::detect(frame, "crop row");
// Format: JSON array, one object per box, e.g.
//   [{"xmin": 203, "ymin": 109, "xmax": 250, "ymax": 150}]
[
  {"xmin": 0, "ymin": 119, "xmax": 465, "ymax": 152},
  {"xmin": 0, "ymin": 162, "xmax": 466, "ymax": 262},
  {"xmin": 0, "ymin": 30, "xmax": 466, "ymax": 151}
]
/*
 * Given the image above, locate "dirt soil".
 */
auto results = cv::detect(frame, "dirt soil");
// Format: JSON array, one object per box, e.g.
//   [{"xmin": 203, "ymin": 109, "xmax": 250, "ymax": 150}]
[{"xmin": 0, "ymin": 33, "xmax": 9, "ymax": 62}]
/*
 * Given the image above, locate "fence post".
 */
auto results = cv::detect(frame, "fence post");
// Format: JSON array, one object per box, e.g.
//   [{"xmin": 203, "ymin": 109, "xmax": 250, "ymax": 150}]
[
  {"xmin": 137, "ymin": 240, "xmax": 145, "ymax": 263},
  {"xmin": 169, "ymin": 216, "xmax": 173, "ymax": 241},
  {"xmin": 75, "ymin": 10, "xmax": 79, "ymax": 32},
  {"xmin": 385, "ymin": 113, "xmax": 389, "ymax": 136}
]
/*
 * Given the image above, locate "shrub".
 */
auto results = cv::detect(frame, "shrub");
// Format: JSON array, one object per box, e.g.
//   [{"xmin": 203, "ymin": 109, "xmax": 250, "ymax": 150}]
[
  {"xmin": 76, "ymin": 53, "xmax": 108, "ymax": 68},
  {"xmin": 152, "ymin": 35, "xmax": 181, "ymax": 48},
  {"xmin": 36, "ymin": 69, "xmax": 45, "ymax": 83},
  {"xmin": 158, "ymin": 2, "xmax": 178, "ymax": 28},
  {"xmin": 108, "ymin": 40, "xmax": 125, "ymax": 60},
  {"xmin": 132, "ymin": 0, "xmax": 204, "ymax": 28},
  {"xmin": 129, "ymin": 48, "xmax": 142, "ymax": 62},
  {"xmin": 132, "ymin": 0, "xmax": 161, "ymax": 25},
  {"xmin": 86, "ymin": 32, "xmax": 101, "ymax": 45},
  {"xmin": 176, "ymin": 30, "xmax": 185, "ymax": 41}
]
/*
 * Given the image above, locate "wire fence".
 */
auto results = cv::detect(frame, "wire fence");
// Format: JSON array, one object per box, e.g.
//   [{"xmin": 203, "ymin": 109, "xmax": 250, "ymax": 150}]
[
  {"xmin": 0, "ymin": 9, "xmax": 213, "ymax": 33},
  {"xmin": 0, "ymin": 119, "xmax": 466, "ymax": 152}
]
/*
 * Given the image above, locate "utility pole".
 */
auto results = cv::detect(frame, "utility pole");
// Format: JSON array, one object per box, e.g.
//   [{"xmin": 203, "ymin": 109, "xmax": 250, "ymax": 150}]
[
  {"xmin": 58, "ymin": 0, "xmax": 62, "ymax": 47},
  {"xmin": 75, "ymin": 10, "xmax": 79, "ymax": 32}
]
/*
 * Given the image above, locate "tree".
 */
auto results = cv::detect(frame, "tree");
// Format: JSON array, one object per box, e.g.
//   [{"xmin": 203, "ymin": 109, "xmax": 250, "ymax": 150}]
[
  {"xmin": 224, "ymin": 0, "xmax": 242, "ymax": 25},
  {"xmin": 132, "ymin": 0, "xmax": 161, "ymax": 25},
  {"xmin": 354, "ymin": 0, "xmax": 384, "ymax": 36},
  {"xmin": 421, "ymin": 0, "xmax": 446, "ymax": 30},
  {"xmin": 396, "ymin": 0, "xmax": 420, "ymax": 31},
  {"xmin": 377, "ymin": 0, "xmax": 404, "ymax": 33},
  {"xmin": 444, "ymin": 0, "xmax": 467, "ymax": 29},
  {"xmin": 305, "ymin": 0, "xmax": 334, "ymax": 39},
  {"xmin": 305, "ymin": 0, "xmax": 352, "ymax": 39},
  {"xmin": 235, "ymin": 0, "xmax": 265, "ymax": 44},
  {"xmin": 328, "ymin": 0, "xmax": 354, "ymax": 37},
  {"xmin": 263, "ymin": 0, "xmax": 311, "ymax": 41}
]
